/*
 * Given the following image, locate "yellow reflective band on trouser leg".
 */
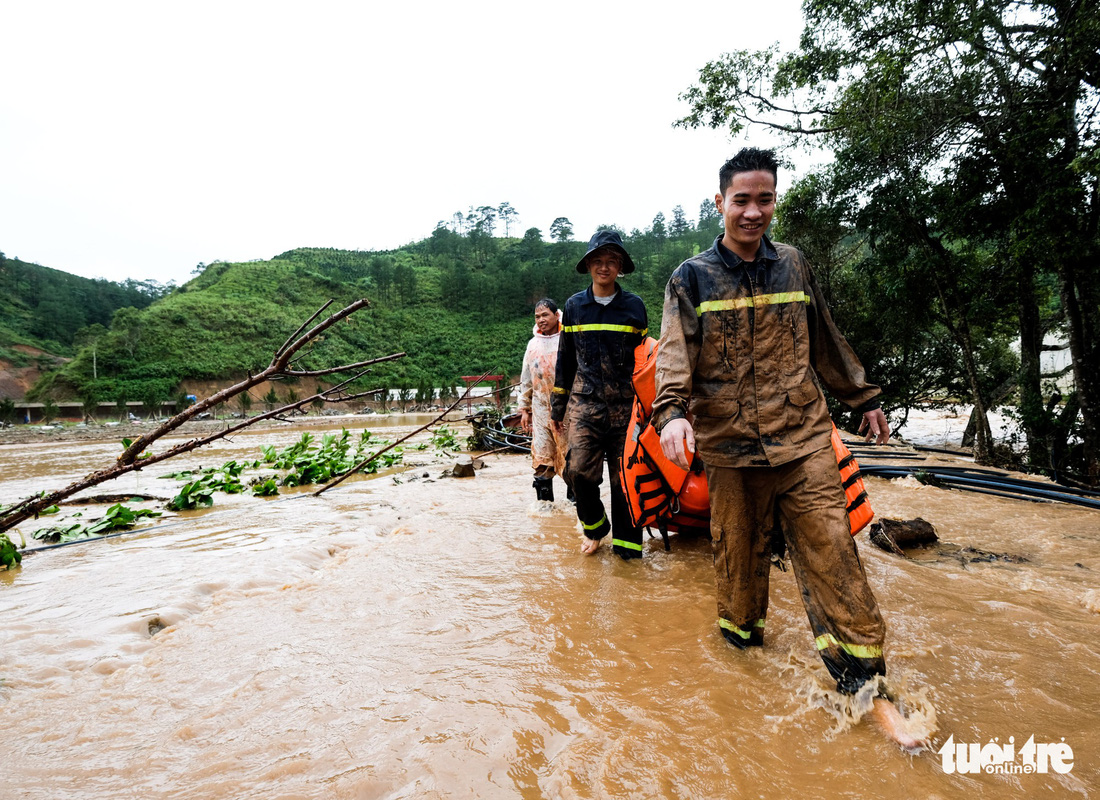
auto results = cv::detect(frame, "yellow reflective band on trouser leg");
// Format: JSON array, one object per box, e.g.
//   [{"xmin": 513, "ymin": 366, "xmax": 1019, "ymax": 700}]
[
  {"xmin": 552, "ymin": 386, "xmax": 567, "ymax": 395},
  {"xmin": 611, "ymin": 538, "xmax": 642, "ymax": 551},
  {"xmin": 814, "ymin": 633, "xmax": 883, "ymax": 660},
  {"xmin": 719, "ymin": 617, "xmax": 765, "ymax": 640},
  {"xmin": 582, "ymin": 515, "xmax": 607, "ymax": 532}
]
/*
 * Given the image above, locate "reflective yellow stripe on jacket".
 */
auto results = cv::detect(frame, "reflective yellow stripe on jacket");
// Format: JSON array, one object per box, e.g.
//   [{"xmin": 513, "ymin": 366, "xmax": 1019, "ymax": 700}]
[
  {"xmin": 814, "ymin": 633, "xmax": 883, "ymax": 660},
  {"xmin": 562, "ymin": 323, "xmax": 648, "ymax": 335},
  {"xmin": 696, "ymin": 292, "xmax": 811, "ymax": 316}
]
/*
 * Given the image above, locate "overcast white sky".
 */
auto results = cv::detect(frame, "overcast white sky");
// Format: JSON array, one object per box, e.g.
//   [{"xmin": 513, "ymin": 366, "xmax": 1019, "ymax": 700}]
[{"xmin": 1, "ymin": 1, "xmax": 807, "ymax": 286}]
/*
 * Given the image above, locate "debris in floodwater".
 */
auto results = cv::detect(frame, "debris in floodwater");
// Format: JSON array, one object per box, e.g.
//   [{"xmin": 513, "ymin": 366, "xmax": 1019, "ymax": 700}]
[
  {"xmin": 447, "ymin": 457, "xmax": 485, "ymax": 479},
  {"xmin": 869, "ymin": 518, "xmax": 939, "ymax": 556},
  {"xmin": 868, "ymin": 517, "xmax": 1029, "ymax": 566},
  {"xmin": 937, "ymin": 544, "xmax": 1030, "ymax": 566},
  {"xmin": 67, "ymin": 494, "xmax": 169, "ymax": 505}
]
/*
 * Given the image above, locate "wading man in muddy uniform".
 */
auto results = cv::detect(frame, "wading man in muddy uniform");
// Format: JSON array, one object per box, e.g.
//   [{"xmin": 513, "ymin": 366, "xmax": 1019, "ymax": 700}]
[
  {"xmin": 518, "ymin": 298, "xmax": 569, "ymax": 502},
  {"xmin": 552, "ymin": 231, "xmax": 647, "ymax": 559},
  {"xmin": 653, "ymin": 148, "xmax": 919, "ymax": 747}
]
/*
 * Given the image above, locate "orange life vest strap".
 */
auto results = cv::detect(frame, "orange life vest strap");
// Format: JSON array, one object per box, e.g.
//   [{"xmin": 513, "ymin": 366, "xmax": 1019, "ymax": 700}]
[{"xmin": 829, "ymin": 424, "xmax": 874, "ymax": 535}]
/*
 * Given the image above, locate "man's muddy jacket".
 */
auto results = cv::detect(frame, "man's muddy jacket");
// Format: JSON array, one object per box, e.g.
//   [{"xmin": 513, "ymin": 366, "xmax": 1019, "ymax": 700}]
[
  {"xmin": 652, "ymin": 236, "xmax": 880, "ymax": 468},
  {"xmin": 551, "ymin": 284, "xmax": 648, "ymax": 428}
]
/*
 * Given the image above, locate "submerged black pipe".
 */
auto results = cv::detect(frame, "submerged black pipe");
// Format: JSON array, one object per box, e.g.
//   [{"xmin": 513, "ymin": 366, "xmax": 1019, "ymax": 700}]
[{"xmin": 861, "ymin": 465, "xmax": 1100, "ymax": 510}]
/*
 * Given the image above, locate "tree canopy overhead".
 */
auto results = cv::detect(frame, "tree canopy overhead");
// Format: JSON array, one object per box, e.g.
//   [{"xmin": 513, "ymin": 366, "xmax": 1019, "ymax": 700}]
[{"xmin": 678, "ymin": 0, "xmax": 1100, "ymax": 478}]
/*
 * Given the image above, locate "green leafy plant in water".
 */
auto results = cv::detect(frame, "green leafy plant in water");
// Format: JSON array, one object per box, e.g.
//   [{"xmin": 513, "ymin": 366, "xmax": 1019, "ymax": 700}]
[
  {"xmin": 1, "ymin": 530, "xmax": 24, "ymax": 569},
  {"xmin": 251, "ymin": 477, "xmax": 280, "ymax": 497},
  {"xmin": 32, "ymin": 504, "xmax": 161, "ymax": 544},
  {"xmin": 430, "ymin": 425, "xmax": 459, "ymax": 453},
  {"xmin": 158, "ymin": 428, "xmax": 407, "ymax": 512},
  {"xmin": 265, "ymin": 429, "xmax": 400, "ymax": 486},
  {"xmin": 86, "ymin": 503, "xmax": 162, "ymax": 534},
  {"xmin": 167, "ymin": 478, "xmax": 217, "ymax": 511},
  {"xmin": 159, "ymin": 469, "xmax": 197, "ymax": 480},
  {"xmin": 370, "ymin": 450, "xmax": 405, "ymax": 470},
  {"xmin": 165, "ymin": 461, "xmax": 247, "ymax": 509},
  {"xmin": 32, "ymin": 523, "xmax": 88, "ymax": 544}
]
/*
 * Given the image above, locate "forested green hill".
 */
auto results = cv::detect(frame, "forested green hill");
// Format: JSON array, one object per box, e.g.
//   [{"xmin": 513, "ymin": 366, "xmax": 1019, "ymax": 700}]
[
  {"xmin": 0, "ymin": 252, "xmax": 167, "ymax": 365},
  {"xmin": 28, "ymin": 207, "xmax": 724, "ymax": 408}
]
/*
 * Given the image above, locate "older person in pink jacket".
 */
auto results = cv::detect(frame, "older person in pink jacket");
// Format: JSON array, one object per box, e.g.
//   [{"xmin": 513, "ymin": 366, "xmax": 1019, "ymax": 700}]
[{"xmin": 518, "ymin": 298, "xmax": 569, "ymax": 502}]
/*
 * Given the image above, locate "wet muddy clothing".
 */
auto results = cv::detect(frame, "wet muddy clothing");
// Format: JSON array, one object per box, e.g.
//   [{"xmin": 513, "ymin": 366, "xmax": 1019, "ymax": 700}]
[
  {"xmin": 519, "ymin": 320, "xmax": 566, "ymax": 478},
  {"xmin": 552, "ymin": 285, "xmax": 648, "ymax": 428},
  {"xmin": 652, "ymin": 236, "xmax": 881, "ymax": 467},
  {"xmin": 566, "ymin": 406, "xmax": 641, "ymax": 557},
  {"xmin": 706, "ymin": 449, "xmax": 886, "ymax": 693},
  {"xmin": 552, "ymin": 284, "xmax": 648, "ymax": 558},
  {"xmin": 653, "ymin": 236, "xmax": 886, "ymax": 692}
]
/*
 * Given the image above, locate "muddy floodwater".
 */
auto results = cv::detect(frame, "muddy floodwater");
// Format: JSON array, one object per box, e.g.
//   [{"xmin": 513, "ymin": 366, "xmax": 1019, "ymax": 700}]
[{"xmin": 1, "ymin": 415, "xmax": 1098, "ymax": 798}]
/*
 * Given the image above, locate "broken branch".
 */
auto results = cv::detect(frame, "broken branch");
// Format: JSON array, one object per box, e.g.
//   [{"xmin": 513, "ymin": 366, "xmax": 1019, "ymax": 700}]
[{"xmin": 0, "ymin": 299, "xmax": 403, "ymax": 536}]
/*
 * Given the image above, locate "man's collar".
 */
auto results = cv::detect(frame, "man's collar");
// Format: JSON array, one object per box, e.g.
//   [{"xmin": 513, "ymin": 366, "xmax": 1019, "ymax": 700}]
[
  {"xmin": 714, "ymin": 234, "xmax": 778, "ymax": 268},
  {"xmin": 583, "ymin": 283, "xmax": 621, "ymax": 304}
]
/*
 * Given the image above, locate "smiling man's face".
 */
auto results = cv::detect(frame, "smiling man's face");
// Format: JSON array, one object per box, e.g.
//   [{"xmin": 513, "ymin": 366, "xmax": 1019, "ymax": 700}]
[
  {"xmin": 716, "ymin": 169, "xmax": 776, "ymax": 261},
  {"xmin": 586, "ymin": 250, "xmax": 623, "ymax": 296}
]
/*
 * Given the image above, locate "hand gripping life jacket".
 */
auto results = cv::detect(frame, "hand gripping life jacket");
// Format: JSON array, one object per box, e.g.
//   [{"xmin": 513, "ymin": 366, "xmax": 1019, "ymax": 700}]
[
  {"xmin": 620, "ymin": 338, "xmax": 710, "ymax": 549},
  {"xmin": 620, "ymin": 338, "xmax": 874, "ymax": 545}
]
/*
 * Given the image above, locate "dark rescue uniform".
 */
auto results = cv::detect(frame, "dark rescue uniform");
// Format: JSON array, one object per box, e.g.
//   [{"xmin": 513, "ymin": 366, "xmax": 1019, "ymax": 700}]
[
  {"xmin": 552, "ymin": 283, "xmax": 648, "ymax": 559},
  {"xmin": 653, "ymin": 235, "xmax": 886, "ymax": 694}
]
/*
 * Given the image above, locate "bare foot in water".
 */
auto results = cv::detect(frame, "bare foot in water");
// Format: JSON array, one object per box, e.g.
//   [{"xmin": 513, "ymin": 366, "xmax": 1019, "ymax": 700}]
[
  {"xmin": 580, "ymin": 536, "xmax": 600, "ymax": 555},
  {"xmin": 871, "ymin": 697, "xmax": 927, "ymax": 750}
]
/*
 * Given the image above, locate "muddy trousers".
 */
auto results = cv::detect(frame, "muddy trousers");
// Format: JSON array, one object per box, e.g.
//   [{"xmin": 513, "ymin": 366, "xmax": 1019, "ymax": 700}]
[
  {"xmin": 564, "ymin": 410, "xmax": 643, "ymax": 560},
  {"xmin": 704, "ymin": 446, "xmax": 886, "ymax": 694}
]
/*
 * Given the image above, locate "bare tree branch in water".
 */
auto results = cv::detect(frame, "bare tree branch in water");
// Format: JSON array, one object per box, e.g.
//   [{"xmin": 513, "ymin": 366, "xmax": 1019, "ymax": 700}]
[
  {"xmin": 0, "ymin": 299, "xmax": 406, "ymax": 535},
  {"xmin": 313, "ymin": 370, "xmax": 492, "ymax": 496}
]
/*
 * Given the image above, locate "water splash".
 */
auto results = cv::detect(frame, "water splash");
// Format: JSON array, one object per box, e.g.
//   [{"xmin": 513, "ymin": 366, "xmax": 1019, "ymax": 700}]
[{"xmin": 774, "ymin": 648, "xmax": 938, "ymax": 748}]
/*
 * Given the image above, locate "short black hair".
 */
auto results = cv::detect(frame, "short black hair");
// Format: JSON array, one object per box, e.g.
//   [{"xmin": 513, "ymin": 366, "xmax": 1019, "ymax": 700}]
[
  {"xmin": 534, "ymin": 298, "xmax": 558, "ymax": 314},
  {"xmin": 719, "ymin": 147, "xmax": 779, "ymax": 195}
]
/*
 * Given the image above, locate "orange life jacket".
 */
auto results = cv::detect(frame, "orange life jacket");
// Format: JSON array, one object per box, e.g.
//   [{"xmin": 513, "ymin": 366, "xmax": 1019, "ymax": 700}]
[
  {"xmin": 830, "ymin": 424, "xmax": 874, "ymax": 535},
  {"xmin": 620, "ymin": 338, "xmax": 709, "ymax": 540},
  {"xmin": 620, "ymin": 338, "xmax": 874, "ymax": 539}
]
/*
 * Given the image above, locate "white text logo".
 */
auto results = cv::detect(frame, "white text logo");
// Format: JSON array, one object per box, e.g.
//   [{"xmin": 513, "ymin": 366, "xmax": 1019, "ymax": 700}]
[{"xmin": 938, "ymin": 735, "xmax": 1074, "ymax": 775}]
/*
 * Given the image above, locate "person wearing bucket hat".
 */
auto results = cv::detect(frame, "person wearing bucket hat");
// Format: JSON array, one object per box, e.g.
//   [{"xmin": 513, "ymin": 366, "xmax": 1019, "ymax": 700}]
[
  {"xmin": 572, "ymin": 229, "xmax": 637, "ymax": 276},
  {"xmin": 551, "ymin": 230, "xmax": 648, "ymax": 559}
]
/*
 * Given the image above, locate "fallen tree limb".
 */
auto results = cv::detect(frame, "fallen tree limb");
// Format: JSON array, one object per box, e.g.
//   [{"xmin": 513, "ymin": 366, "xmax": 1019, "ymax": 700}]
[
  {"xmin": 0, "ymin": 299, "xmax": 404, "ymax": 536},
  {"xmin": 314, "ymin": 370, "xmax": 491, "ymax": 497}
]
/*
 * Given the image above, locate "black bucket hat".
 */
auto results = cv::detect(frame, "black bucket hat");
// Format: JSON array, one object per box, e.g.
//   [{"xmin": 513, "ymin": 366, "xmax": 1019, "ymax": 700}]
[{"xmin": 575, "ymin": 230, "xmax": 636, "ymax": 275}]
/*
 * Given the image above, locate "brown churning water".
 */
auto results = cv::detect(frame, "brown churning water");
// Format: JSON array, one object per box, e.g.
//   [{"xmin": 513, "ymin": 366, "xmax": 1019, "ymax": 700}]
[{"xmin": 0, "ymin": 417, "xmax": 1097, "ymax": 798}]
